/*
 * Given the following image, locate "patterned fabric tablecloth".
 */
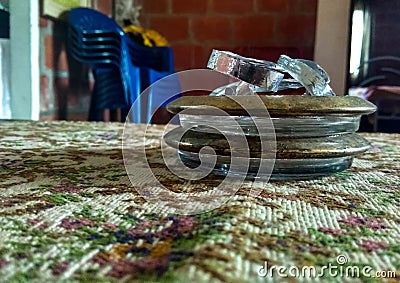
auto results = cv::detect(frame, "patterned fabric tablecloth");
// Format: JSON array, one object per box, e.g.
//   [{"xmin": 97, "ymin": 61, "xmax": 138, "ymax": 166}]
[{"xmin": 0, "ymin": 121, "xmax": 399, "ymax": 282}]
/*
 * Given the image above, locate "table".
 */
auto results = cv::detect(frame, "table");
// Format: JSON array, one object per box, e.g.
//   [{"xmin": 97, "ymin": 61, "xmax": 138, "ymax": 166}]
[{"xmin": 0, "ymin": 121, "xmax": 399, "ymax": 282}]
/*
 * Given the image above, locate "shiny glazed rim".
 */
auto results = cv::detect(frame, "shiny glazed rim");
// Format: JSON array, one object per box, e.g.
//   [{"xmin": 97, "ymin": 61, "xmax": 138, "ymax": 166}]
[{"xmin": 179, "ymin": 114, "xmax": 361, "ymax": 137}]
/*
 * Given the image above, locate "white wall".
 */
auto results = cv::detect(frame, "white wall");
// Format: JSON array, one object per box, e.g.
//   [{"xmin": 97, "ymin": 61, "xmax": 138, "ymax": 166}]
[
  {"xmin": 9, "ymin": 0, "xmax": 40, "ymax": 120},
  {"xmin": 0, "ymin": 0, "xmax": 10, "ymax": 118},
  {"xmin": 314, "ymin": 0, "xmax": 351, "ymax": 95}
]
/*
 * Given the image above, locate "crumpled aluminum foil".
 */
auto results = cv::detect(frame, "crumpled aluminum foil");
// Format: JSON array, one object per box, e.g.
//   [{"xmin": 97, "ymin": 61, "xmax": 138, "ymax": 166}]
[
  {"xmin": 210, "ymin": 80, "xmax": 304, "ymax": 96},
  {"xmin": 207, "ymin": 49, "xmax": 336, "ymax": 96},
  {"xmin": 207, "ymin": 49, "xmax": 285, "ymax": 92},
  {"xmin": 277, "ymin": 55, "xmax": 335, "ymax": 96},
  {"xmin": 210, "ymin": 81, "xmax": 256, "ymax": 96}
]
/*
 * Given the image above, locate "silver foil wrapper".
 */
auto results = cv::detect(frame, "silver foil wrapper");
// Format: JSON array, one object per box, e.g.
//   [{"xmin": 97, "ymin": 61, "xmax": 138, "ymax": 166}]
[
  {"xmin": 277, "ymin": 55, "xmax": 335, "ymax": 96},
  {"xmin": 276, "ymin": 79, "xmax": 304, "ymax": 91},
  {"xmin": 207, "ymin": 49, "xmax": 335, "ymax": 96},
  {"xmin": 207, "ymin": 49, "xmax": 285, "ymax": 92},
  {"xmin": 210, "ymin": 81, "xmax": 255, "ymax": 96},
  {"xmin": 297, "ymin": 59, "xmax": 330, "ymax": 83},
  {"xmin": 210, "ymin": 80, "xmax": 304, "ymax": 96}
]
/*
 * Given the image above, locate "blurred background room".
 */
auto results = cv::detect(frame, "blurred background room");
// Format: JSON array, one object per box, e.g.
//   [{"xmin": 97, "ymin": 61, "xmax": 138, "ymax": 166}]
[{"xmin": 0, "ymin": 0, "xmax": 398, "ymax": 132}]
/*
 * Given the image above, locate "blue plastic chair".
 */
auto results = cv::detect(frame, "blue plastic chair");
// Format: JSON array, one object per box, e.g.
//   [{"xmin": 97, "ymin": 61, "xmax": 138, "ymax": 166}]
[
  {"xmin": 68, "ymin": 8, "xmax": 131, "ymax": 121},
  {"xmin": 68, "ymin": 7, "xmax": 180, "ymax": 123},
  {"xmin": 124, "ymin": 34, "xmax": 180, "ymax": 123}
]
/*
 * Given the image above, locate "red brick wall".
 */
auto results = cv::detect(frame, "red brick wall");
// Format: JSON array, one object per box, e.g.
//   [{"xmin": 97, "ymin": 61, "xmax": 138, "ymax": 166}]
[
  {"xmin": 141, "ymin": 0, "xmax": 318, "ymax": 71},
  {"xmin": 39, "ymin": 0, "xmax": 318, "ymax": 121}
]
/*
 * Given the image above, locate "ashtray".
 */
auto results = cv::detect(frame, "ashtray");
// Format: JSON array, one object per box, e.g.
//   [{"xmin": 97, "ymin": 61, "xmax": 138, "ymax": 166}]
[{"xmin": 164, "ymin": 95, "xmax": 376, "ymax": 181}]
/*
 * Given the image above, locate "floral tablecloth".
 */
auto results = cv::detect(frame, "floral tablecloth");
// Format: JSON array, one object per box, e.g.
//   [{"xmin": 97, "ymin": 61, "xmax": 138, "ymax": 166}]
[{"xmin": 0, "ymin": 121, "xmax": 399, "ymax": 282}]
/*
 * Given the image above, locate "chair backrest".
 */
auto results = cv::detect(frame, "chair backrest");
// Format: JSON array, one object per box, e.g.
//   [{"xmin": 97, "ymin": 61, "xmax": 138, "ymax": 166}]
[
  {"xmin": 126, "ymin": 36, "xmax": 175, "ymax": 73},
  {"xmin": 69, "ymin": 8, "xmax": 125, "ymax": 36}
]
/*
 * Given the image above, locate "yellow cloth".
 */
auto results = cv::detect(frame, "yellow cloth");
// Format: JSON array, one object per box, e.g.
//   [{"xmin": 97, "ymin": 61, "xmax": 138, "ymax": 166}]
[{"xmin": 123, "ymin": 25, "xmax": 168, "ymax": 47}]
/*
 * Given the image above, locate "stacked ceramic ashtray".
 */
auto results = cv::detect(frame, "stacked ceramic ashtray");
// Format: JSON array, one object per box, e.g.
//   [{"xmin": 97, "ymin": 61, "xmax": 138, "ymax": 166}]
[{"xmin": 163, "ymin": 50, "xmax": 376, "ymax": 180}]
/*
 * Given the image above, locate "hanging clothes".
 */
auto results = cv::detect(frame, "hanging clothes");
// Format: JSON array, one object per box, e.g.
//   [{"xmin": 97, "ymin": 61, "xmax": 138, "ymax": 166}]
[{"xmin": 122, "ymin": 21, "xmax": 168, "ymax": 47}]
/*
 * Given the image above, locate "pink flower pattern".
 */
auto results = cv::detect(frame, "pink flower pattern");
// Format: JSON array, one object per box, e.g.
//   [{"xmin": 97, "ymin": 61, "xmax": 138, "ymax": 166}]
[
  {"xmin": 358, "ymin": 240, "xmax": 388, "ymax": 252},
  {"xmin": 60, "ymin": 218, "xmax": 95, "ymax": 230},
  {"xmin": 338, "ymin": 215, "xmax": 388, "ymax": 230},
  {"xmin": 318, "ymin": 227, "xmax": 347, "ymax": 236}
]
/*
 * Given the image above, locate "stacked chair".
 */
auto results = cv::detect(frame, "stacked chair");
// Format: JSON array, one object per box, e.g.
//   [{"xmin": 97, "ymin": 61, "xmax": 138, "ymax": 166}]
[{"xmin": 68, "ymin": 7, "xmax": 180, "ymax": 123}]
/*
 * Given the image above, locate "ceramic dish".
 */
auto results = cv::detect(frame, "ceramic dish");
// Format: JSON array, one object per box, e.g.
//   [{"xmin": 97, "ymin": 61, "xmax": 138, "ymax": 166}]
[
  {"xmin": 178, "ymin": 150, "xmax": 353, "ymax": 181},
  {"xmin": 164, "ymin": 95, "xmax": 376, "ymax": 180},
  {"xmin": 163, "ymin": 127, "xmax": 371, "ymax": 159}
]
